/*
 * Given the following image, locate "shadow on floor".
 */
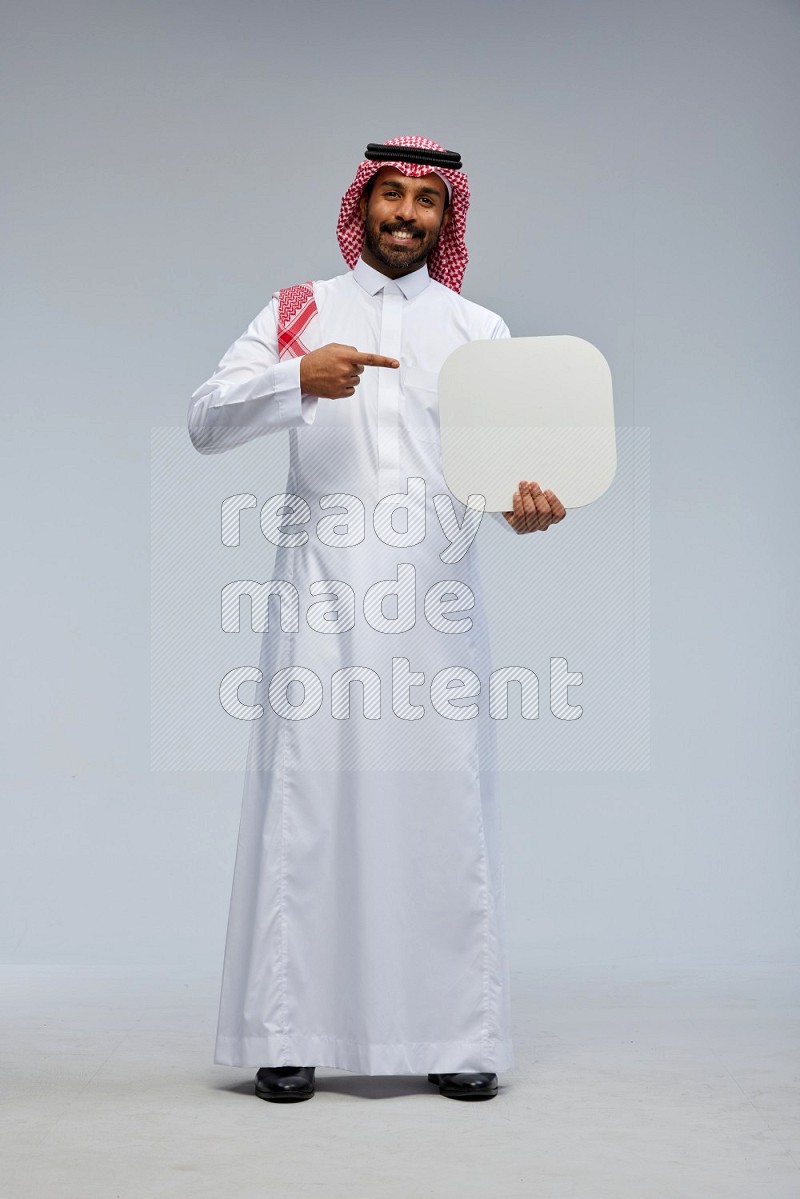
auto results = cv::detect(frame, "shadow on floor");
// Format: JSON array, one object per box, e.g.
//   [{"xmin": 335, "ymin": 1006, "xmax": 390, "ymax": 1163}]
[{"xmin": 214, "ymin": 1073, "xmax": 437, "ymax": 1100}]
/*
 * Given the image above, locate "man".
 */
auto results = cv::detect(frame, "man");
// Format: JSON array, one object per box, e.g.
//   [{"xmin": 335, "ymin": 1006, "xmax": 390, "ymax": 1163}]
[{"xmin": 188, "ymin": 135, "xmax": 566, "ymax": 1103}]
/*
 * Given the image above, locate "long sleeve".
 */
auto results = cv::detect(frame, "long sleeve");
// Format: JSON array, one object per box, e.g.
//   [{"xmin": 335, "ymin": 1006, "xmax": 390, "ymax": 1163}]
[
  {"xmin": 487, "ymin": 316, "xmax": 519, "ymax": 534},
  {"xmin": 187, "ymin": 295, "xmax": 319, "ymax": 455}
]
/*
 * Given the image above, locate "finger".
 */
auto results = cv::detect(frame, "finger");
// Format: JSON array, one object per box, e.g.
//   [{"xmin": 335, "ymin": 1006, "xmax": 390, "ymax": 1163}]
[
  {"xmin": 530, "ymin": 482, "xmax": 551, "ymax": 517},
  {"xmin": 528, "ymin": 481, "xmax": 553, "ymax": 531},
  {"xmin": 518, "ymin": 487, "xmax": 532, "ymax": 529},
  {"xmin": 544, "ymin": 489, "xmax": 566, "ymax": 521},
  {"xmin": 519, "ymin": 481, "xmax": 538, "ymax": 532},
  {"xmin": 534, "ymin": 486, "xmax": 559, "ymax": 529},
  {"xmin": 351, "ymin": 352, "xmax": 400, "ymax": 369},
  {"xmin": 510, "ymin": 493, "xmax": 522, "ymax": 537},
  {"xmin": 520, "ymin": 484, "xmax": 532, "ymax": 532}
]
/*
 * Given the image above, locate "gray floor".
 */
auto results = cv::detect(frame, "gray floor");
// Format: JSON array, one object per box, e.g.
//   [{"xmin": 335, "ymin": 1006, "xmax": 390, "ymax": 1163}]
[{"xmin": 2, "ymin": 961, "xmax": 798, "ymax": 1198}]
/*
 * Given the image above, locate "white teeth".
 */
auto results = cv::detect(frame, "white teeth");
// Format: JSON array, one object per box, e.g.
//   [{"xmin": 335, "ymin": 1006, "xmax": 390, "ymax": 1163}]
[{"xmin": 391, "ymin": 231, "xmax": 413, "ymax": 239}]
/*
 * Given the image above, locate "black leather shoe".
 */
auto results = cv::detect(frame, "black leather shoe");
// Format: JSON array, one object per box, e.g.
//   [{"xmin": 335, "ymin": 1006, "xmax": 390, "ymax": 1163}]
[
  {"xmin": 255, "ymin": 1066, "xmax": 316, "ymax": 1102},
  {"xmin": 427, "ymin": 1071, "xmax": 498, "ymax": 1099}
]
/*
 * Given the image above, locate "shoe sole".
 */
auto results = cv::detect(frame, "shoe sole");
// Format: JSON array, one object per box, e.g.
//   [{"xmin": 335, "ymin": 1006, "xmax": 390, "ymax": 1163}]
[
  {"xmin": 427, "ymin": 1073, "xmax": 498, "ymax": 1100},
  {"xmin": 255, "ymin": 1088, "xmax": 314, "ymax": 1102}
]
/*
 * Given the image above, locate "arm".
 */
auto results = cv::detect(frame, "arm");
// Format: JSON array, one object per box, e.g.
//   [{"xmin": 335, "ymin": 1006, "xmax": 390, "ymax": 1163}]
[{"xmin": 187, "ymin": 295, "xmax": 319, "ymax": 455}]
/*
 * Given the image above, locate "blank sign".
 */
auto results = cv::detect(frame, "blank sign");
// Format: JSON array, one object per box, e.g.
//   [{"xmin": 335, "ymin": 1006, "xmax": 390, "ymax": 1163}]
[{"xmin": 438, "ymin": 336, "xmax": 616, "ymax": 511}]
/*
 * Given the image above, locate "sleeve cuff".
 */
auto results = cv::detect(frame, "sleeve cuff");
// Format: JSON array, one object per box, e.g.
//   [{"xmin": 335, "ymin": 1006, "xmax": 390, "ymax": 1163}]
[{"xmin": 275, "ymin": 356, "xmax": 319, "ymax": 427}]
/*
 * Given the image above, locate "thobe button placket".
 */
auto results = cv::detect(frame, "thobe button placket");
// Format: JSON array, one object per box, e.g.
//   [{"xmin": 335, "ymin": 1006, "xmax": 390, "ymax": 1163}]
[{"xmin": 377, "ymin": 290, "xmax": 403, "ymax": 497}]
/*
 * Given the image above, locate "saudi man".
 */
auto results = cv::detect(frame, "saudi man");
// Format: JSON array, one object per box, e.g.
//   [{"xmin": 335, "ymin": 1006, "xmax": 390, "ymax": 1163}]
[{"xmin": 188, "ymin": 136, "xmax": 566, "ymax": 1103}]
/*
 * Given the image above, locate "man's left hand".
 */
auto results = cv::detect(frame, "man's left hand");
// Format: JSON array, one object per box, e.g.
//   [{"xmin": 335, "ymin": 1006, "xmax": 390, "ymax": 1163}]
[{"xmin": 501, "ymin": 481, "xmax": 566, "ymax": 533}]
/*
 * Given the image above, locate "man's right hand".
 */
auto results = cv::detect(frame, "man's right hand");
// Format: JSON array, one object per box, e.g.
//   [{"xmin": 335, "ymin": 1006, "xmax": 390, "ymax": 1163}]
[{"xmin": 299, "ymin": 343, "xmax": 400, "ymax": 399}]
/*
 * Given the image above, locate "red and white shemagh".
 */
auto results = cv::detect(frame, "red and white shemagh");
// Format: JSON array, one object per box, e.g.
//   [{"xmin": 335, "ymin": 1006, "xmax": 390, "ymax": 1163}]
[
  {"xmin": 277, "ymin": 280, "xmax": 316, "ymax": 360},
  {"xmin": 336, "ymin": 135, "xmax": 470, "ymax": 294}
]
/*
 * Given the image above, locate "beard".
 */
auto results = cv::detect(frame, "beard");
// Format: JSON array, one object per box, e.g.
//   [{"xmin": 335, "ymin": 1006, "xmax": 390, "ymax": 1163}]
[{"xmin": 363, "ymin": 214, "xmax": 442, "ymax": 273}]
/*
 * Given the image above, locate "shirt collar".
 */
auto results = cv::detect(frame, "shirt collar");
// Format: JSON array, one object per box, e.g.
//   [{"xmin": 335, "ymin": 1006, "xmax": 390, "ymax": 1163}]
[{"xmin": 353, "ymin": 255, "xmax": 432, "ymax": 299}]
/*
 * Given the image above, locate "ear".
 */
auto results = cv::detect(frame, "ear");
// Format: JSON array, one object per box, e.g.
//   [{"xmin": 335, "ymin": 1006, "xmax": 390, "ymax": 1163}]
[
  {"xmin": 358, "ymin": 191, "xmax": 368, "ymax": 222},
  {"xmin": 440, "ymin": 204, "xmax": 453, "ymax": 231}
]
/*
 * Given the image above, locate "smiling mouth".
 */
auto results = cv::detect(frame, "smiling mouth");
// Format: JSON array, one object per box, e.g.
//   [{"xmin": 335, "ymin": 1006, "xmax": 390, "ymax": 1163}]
[{"xmin": 384, "ymin": 228, "xmax": 421, "ymax": 244}]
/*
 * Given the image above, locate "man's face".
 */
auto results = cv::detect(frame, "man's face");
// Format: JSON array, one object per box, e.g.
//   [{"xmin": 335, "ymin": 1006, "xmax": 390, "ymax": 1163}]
[{"xmin": 358, "ymin": 167, "xmax": 452, "ymax": 276}]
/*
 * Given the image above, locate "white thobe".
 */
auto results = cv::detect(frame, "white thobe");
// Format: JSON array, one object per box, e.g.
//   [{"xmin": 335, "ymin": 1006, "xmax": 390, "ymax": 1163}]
[{"xmin": 188, "ymin": 257, "xmax": 516, "ymax": 1074}]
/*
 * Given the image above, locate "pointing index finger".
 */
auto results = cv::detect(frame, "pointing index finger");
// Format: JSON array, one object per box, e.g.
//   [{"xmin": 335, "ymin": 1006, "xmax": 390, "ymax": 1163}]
[{"xmin": 351, "ymin": 351, "xmax": 400, "ymax": 369}]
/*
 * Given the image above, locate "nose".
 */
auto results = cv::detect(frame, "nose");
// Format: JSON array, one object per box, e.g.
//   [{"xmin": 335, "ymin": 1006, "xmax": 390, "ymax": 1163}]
[{"xmin": 396, "ymin": 194, "xmax": 416, "ymax": 223}]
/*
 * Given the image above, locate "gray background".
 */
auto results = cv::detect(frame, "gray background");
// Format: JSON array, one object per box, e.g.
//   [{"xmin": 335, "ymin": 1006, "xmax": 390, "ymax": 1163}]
[{"xmin": 2, "ymin": 0, "xmax": 797, "ymax": 979}]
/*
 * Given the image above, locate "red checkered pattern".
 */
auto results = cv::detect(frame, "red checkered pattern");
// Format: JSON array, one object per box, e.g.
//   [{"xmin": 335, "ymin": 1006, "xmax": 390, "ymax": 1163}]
[
  {"xmin": 277, "ymin": 281, "xmax": 317, "ymax": 359},
  {"xmin": 336, "ymin": 135, "xmax": 470, "ymax": 294}
]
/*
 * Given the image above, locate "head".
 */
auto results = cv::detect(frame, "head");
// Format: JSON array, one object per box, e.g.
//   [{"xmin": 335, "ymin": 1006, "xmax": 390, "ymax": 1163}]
[
  {"xmin": 358, "ymin": 166, "xmax": 452, "ymax": 278},
  {"xmin": 337, "ymin": 136, "xmax": 471, "ymax": 293}
]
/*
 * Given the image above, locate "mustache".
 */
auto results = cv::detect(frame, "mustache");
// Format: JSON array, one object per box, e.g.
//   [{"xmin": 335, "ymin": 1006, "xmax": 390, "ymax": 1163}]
[{"xmin": 381, "ymin": 222, "xmax": 425, "ymax": 238}]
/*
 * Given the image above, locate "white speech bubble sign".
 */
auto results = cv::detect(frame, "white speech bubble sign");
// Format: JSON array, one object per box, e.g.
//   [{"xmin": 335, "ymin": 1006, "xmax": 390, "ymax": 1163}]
[{"xmin": 438, "ymin": 336, "xmax": 616, "ymax": 511}]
